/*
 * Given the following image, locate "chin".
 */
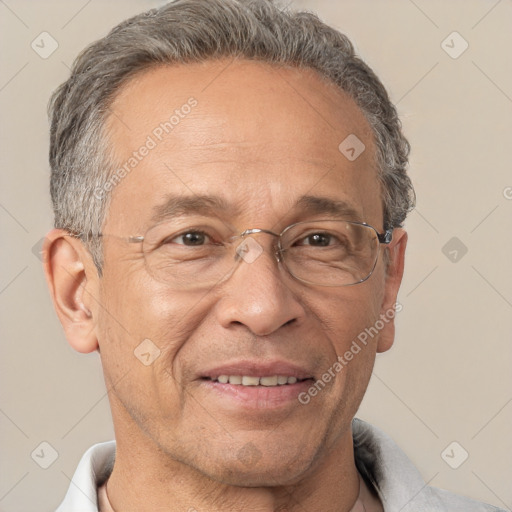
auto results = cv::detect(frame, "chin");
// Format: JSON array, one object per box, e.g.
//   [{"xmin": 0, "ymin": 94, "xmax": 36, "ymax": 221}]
[
  {"xmin": 157, "ymin": 421, "xmax": 327, "ymax": 487},
  {"xmin": 201, "ymin": 448, "xmax": 315, "ymax": 488}
]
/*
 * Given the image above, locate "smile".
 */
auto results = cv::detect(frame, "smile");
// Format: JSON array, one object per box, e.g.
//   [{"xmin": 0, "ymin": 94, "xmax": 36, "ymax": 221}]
[{"xmin": 206, "ymin": 375, "xmax": 309, "ymax": 386}]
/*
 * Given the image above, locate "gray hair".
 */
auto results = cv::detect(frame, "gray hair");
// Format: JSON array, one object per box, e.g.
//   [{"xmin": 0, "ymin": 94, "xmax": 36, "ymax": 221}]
[{"xmin": 49, "ymin": 0, "xmax": 415, "ymax": 273}]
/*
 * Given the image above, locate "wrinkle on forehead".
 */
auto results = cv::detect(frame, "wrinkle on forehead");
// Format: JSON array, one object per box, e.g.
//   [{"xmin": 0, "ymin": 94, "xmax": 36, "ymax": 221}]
[
  {"xmin": 107, "ymin": 59, "xmax": 374, "ymax": 154},
  {"xmin": 103, "ymin": 59, "xmax": 383, "ymax": 235}
]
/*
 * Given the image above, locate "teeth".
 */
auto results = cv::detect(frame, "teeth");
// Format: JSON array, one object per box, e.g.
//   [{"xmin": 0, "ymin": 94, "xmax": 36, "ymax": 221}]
[
  {"xmin": 260, "ymin": 376, "xmax": 278, "ymax": 386},
  {"xmin": 215, "ymin": 375, "xmax": 301, "ymax": 386},
  {"xmin": 242, "ymin": 376, "xmax": 260, "ymax": 386}
]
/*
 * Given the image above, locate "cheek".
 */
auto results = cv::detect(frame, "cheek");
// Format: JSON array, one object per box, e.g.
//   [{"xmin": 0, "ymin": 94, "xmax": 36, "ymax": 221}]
[
  {"xmin": 99, "ymin": 260, "xmax": 189, "ymax": 333},
  {"xmin": 95, "ymin": 279, "xmax": 210, "ymax": 433},
  {"xmin": 96, "ymin": 270, "xmax": 212, "ymax": 381},
  {"xmin": 307, "ymin": 282, "xmax": 384, "ymax": 394},
  {"xmin": 312, "ymin": 281, "xmax": 384, "ymax": 348}
]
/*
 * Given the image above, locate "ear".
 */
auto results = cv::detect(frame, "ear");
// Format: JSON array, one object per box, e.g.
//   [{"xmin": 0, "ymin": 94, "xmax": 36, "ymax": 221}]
[
  {"xmin": 42, "ymin": 229, "xmax": 99, "ymax": 353},
  {"xmin": 376, "ymin": 229, "xmax": 407, "ymax": 353}
]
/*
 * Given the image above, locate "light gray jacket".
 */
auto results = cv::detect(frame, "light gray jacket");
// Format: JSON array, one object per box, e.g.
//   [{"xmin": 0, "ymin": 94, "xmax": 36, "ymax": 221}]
[{"xmin": 352, "ymin": 418, "xmax": 505, "ymax": 511}]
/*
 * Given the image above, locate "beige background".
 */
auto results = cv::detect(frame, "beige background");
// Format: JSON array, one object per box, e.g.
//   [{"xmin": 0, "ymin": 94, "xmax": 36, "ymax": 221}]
[{"xmin": 1, "ymin": 0, "xmax": 511, "ymax": 510}]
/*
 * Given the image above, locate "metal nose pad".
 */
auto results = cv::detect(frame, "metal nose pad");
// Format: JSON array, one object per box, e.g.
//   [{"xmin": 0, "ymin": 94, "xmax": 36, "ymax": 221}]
[{"xmin": 233, "ymin": 228, "xmax": 281, "ymax": 266}]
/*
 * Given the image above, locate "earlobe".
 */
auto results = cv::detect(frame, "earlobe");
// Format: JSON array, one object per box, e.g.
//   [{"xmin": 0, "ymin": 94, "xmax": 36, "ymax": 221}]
[
  {"xmin": 377, "ymin": 229, "xmax": 407, "ymax": 353},
  {"xmin": 43, "ymin": 229, "xmax": 99, "ymax": 353}
]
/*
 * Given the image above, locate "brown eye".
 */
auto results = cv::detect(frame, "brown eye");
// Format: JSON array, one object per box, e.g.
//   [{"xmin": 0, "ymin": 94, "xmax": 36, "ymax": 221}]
[
  {"xmin": 168, "ymin": 231, "xmax": 210, "ymax": 246},
  {"xmin": 302, "ymin": 233, "xmax": 332, "ymax": 246},
  {"xmin": 295, "ymin": 232, "xmax": 343, "ymax": 247}
]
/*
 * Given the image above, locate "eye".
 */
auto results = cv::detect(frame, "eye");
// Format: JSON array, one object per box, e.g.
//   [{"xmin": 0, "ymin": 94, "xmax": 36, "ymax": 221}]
[
  {"xmin": 296, "ymin": 232, "xmax": 342, "ymax": 247},
  {"xmin": 166, "ymin": 230, "xmax": 212, "ymax": 246}
]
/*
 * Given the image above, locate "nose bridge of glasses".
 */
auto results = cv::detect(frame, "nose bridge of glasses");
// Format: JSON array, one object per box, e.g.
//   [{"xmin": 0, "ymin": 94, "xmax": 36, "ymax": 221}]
[
  {"xmin": 239, "ymin": 227, "xmax": 279, "ymax": 238},
  {"xmin": 232, "ymin": 228, "xmax": 282, "ymax": 263}
]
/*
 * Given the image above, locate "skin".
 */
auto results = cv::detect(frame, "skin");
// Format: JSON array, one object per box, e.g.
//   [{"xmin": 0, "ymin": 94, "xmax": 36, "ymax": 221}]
[{"xmin": 44, "ymin": 59, "xmax": 407, "ymax": 512}]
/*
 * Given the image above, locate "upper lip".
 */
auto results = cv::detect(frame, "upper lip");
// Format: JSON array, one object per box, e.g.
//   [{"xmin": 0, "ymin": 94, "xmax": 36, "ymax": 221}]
[{"xmin": 200, "ymin": 360, "xmax": 314, "ymax": 380}]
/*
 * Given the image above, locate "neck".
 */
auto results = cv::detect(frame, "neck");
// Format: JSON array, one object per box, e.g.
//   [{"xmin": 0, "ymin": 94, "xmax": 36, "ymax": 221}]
[{"xmin": 106, "ymin": 423, "xmax": 361, "ymax": 512}]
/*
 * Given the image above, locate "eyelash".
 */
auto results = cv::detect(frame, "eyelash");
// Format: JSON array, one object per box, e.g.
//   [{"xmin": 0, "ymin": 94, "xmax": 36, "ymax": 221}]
[{"xmin": 164, "ymin": 229, "xmax": 215, "ymax": 246}]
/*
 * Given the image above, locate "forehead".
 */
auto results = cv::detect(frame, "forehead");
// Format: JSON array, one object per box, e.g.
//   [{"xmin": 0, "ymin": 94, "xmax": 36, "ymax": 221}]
[{"xmin": 104, "ymin": 59, "xmax": 381, "ymax": 233}]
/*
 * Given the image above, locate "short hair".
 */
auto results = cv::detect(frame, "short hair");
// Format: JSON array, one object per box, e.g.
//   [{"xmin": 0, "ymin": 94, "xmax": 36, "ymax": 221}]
[{"xmin": 49, "ymin": 0, "xmax": 415, "ymax": 272}]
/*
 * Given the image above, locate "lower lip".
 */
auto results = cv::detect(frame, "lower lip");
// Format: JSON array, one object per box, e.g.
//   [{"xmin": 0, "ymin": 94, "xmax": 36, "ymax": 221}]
[{"xmin": 199, "ymin": 379, "xmax": 314, "ymax": 409}]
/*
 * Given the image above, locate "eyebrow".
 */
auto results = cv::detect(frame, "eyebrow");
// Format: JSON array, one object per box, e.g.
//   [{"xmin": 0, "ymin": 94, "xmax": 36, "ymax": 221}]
[
  {"xmin": 149, "ymin": 194, "xmax": 362, "ymax": 225},
  {"xmin": 150, "ymin": 195, "xmax": 241, "ymax": 225},
  {"xmin": 293, "ymin": 195, "xmax": 362, "ymax": 222}
]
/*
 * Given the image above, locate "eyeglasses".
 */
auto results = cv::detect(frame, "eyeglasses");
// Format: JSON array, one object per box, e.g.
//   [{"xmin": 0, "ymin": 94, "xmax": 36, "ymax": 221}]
[{"xmin": 81, "ymin": 219, "xmax": 392, "ymax": 290}]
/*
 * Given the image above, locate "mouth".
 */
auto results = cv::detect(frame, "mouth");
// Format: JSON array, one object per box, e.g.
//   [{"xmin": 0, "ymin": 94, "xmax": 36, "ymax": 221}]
[
  {"xmin": 200, "ymin": 360, "xmax": 314, "ymax": 385},
  {"xmin": 197, "ymin": 361, "xmax": 315, "ymax": 409},
  {"xmin": 202, "ymin": 375, "xmax": 311, "ymax": 386}
]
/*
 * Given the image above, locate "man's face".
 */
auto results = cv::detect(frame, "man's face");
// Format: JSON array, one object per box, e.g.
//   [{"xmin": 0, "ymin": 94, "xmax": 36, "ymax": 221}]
[{"xmin": 88, "ymin": 60, "xmax": 404, "ymax": 485}]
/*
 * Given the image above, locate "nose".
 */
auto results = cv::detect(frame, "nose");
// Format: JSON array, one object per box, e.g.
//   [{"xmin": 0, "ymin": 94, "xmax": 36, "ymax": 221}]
[{"xmin": 214, "ymin": 234, "xmax": 306, "ymax": 336}]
